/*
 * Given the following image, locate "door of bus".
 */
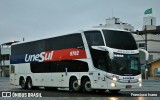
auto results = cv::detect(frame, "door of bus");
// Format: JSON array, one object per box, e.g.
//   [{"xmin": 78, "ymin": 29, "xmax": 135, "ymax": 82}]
[
  {"xmin": 61, "ymin": 68, "xmax": 69, "ymax": 87},
  {"xmin": 10, "ymin": 65, "xmax": 19, "ymax": 85},
  {"xmin": 10, "ymin": 65, "xmax": 15, "ymax": 84}
]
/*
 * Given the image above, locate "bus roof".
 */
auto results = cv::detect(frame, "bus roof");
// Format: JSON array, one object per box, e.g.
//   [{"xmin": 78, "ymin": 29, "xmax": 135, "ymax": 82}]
[{"xmin": 11, "ymin": 28, "xmax": 129, "ymax": 46}]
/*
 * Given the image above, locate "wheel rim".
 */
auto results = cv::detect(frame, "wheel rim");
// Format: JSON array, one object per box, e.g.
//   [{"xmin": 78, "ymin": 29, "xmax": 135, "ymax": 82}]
[
  {"xmin": 27, "ymin": 80, "xmax": 32, "ymax": 89},
  {"xmin": 73, "ymin": 80, "xmax": 80, "ymax": 91},
  {"xmin": 85, "ymin": 81, "xmax": 92, "ymax": 92}
]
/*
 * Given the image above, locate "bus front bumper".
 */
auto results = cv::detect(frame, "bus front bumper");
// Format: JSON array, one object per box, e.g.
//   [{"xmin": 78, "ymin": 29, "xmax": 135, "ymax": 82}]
[{"xmin": 108, "ymin": 81, "xmax": 142, "ymax": 89}]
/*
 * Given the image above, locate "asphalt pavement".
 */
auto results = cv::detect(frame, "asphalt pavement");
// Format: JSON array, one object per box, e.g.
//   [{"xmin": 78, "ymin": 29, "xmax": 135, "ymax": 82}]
[{"xmin": 0, "ymin": 77, "xmax": 160, "ymax": 100}]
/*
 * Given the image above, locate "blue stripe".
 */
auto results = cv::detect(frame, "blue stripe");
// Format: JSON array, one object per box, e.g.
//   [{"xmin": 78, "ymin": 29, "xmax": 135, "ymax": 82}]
[{"xmin": 10, "ymin": 55, "xmax": 26, "ymax": 64}]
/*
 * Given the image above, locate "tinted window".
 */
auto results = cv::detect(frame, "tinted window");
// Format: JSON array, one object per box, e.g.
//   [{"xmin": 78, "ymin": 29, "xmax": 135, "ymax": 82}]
[
  {"xmin": 84, "ymin": 31, "xmax": 104, "ymax": 46},
  {"xmin": 103, "ymin": 30, "xmax": 137, "ymax": 50},
  {"xmin": 45, "ymin": 33, "xmax": 84, "ymax": 51},
  {"xmin": 138, "ymin": 43, "xmax": 145, "ymax": 48},
  {"xmin": 11, "ymin": 33, "xmax": 84, "ymax": 55},
  {"xmin": 109, "ymin": 53, "xmax": 140, "ymax": 76},
  {"xmin": 89, "ymin": 48, "xmax": 110, "ymax": 71},
  {"xmin": 11, "ymin": 40, "xmax": 45, "ymax": 55},
  {"xmin": 30, "ymin": 60, "xmax": 89, "ymax": 73}
]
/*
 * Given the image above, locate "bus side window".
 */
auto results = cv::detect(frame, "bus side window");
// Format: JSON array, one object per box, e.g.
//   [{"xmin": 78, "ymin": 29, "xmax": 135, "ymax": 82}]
[{"xmin": 98, "ymin": 59, "xmax": 106, "ymax": 71}]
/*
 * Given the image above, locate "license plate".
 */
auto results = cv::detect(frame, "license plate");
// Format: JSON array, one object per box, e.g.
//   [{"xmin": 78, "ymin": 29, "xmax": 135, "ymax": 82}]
[{"xmin": 126, "ymin": 85, "xmax": 132, "ymax": 88}]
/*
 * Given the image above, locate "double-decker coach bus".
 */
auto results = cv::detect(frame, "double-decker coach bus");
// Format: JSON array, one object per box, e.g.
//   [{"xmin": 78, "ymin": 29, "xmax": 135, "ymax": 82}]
[{"xmin": 10, "ymin": 28, "xmax": 149, "ymax": 93}]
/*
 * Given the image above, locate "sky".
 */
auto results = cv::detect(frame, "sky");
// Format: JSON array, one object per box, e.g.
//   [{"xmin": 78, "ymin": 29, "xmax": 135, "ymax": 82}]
[{"xmin": 0, "ymin": 0, "xmax": 159, "ymax": 44}]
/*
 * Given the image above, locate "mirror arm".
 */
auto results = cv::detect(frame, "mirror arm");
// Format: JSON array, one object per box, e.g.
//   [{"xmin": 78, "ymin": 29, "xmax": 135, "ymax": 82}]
[
  {"xmin": 103, "ymin": 47, "xmax": 114, "ymax": 59},
  {"xmin": 91, "ymin": 46, "xmax": 114, "ymax": 59},
  {"xmin": 139, "ymin": 48, "xmax": 149, "ymax": 61}
]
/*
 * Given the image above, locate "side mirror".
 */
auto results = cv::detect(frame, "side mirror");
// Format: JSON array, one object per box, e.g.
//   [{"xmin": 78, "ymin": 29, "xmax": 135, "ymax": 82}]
[
  {"xmin": 91, "ymin": 46, "xmax": 114, "ymax": 59},
  {"xmin": 139, "ymin": 49, "xmax": 149, "ymax": 61}
]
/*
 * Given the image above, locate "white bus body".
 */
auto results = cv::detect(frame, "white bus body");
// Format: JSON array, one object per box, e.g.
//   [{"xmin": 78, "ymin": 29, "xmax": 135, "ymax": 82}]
[{"xmin": 10, "ymin": 28, "xmax": 148, "ymax": 93}]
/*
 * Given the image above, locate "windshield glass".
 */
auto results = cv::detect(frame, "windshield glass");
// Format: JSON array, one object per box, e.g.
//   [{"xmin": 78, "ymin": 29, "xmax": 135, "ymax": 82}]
[
  {"xmin": 106, "ymin": 53, "xmax": 140, "ymax": 76},
  {"xmin": 103, "ymin": 30, "xmax": 137, "ymax": 50},
  {"xmin": 84, "ymin": 31, "xmax": 104, "ymax": 46}
]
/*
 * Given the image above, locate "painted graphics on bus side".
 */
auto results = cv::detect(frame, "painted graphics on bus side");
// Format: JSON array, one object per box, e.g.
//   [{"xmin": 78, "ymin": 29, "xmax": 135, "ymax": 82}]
[
  {"xmin": 10, "ymin": 48, "xmax": 87, "ymax": 64},
  {"xmin": 25, "ymin": 51, "xmax": 54, "ymax": 62}
]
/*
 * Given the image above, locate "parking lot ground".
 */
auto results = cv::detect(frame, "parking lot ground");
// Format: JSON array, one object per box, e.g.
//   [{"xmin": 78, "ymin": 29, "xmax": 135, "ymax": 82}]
[{"xmin": 1, "ymin": 77, "xmax": 160, "ymax": 100}]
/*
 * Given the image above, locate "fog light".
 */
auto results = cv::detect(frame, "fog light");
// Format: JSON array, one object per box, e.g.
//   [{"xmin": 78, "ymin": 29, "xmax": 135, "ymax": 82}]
[
  {"xmin": 138, "ymin": 78, "xmax": 142, "ymax": 82},
  {"xmin": 111, "ymin": 83, "xmax": 116, "ymax": 87},
  {"xmin": 139, "ymin": 83, "xmax": 142, "ymax": 87}
]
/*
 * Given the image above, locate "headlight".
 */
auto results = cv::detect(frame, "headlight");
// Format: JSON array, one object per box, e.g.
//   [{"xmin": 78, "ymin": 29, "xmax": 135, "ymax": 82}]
[
  {"xmin": 138, "ymin": 78, "xmax": 142, "ymax": 82},
  {"xmin": 111, "ymin": 83, "xmax": 116, "ymax": 87},
  {"xmin": 113, "ymin": 77, "xmax": 117, "ymax": 81},
  {"xmin": 139, "ymin": 83, "xmax": 142, "ymax": 87}
]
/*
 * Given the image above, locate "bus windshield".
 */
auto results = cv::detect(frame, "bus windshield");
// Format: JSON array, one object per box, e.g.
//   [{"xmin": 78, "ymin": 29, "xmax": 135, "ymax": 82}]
[
  {"xmin": 84, "ymin": 30, "xmax": 141, "ymax": 76},
  {"xmin": 107, "ymin": 53, "xmax": 140, "ymax": 76},
  {"xmin": 102, "ymin": 30, "xmax": 137, "ymax": 50}
]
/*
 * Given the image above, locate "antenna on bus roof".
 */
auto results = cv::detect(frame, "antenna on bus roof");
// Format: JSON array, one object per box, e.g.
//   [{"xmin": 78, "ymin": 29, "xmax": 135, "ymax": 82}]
[{"xmin": 23, "ymin": 37, "xmax": 25, "ymax": 41}]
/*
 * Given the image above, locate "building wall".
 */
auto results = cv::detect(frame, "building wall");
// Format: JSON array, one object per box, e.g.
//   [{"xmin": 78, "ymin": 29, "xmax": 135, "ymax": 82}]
[
  {"xmin": 149, "ymin": 60, "xmax": 160, "ymax": 79},
  {"xmin": 0, "ymin": 47, "xmax": 11, "ymax": 77},
  {"xmin": 149, "ymin": 53, "xmax": 160, "ymax": 60},
  {"xmin": 1, "ymin": 48, "xmax": 11, "ymax": 55},
  {"xmin": 143, "ymin": 16, "xmax": 156, "ymax": 26},
  {"xmin": 133, "ymin": 34, "xmax": 160, "ymax": 60},
  {"xmin": 94, "ymin": 17, "xmax": 134, "ymax": 32}
]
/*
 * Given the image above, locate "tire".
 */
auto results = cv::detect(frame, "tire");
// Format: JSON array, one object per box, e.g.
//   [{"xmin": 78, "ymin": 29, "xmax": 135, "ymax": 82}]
[
  {"xmin": 26, "ymin": 78, "xmax": 33, "ymax": 89},
  {"xmin": 70, "ymin": 78, "xmax": 81, "ymax": 92},
  {"xmin": 82, "ymin": 78, "xmax": 93, "ymax": 92},
  {"xmin": 20, "ymin": 78, "xmax": 26, "ymax": 89},
  {"xmin": 109, "ymin": 89, "xmax": 120, "ymax": 93}
]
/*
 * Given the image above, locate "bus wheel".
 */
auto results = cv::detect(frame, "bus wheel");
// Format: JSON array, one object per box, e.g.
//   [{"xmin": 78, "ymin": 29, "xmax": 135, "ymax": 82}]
[
  {"xmin": 82, "ymin": 78, "xmax": 93, "ymax": 92},
  {"xmin": 20, "ymin": 78, "xmax": 26, "ymax": 89},
  {"xmin": 70, "ymin": 78, "xmax": 81, "ymax": 92},
  {"xmin": 109, "ymin": 89, "xmax": 120, "ymax": 93},
  {"xmin": 26, "ymin": 78, "xmax": 33, "ymax": 89}
]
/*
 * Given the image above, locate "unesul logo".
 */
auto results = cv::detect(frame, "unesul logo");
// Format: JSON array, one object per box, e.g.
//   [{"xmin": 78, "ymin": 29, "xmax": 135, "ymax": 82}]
[{"xmin": 25, "ymin": 51, "xmax": 53, "ymax": 62}]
